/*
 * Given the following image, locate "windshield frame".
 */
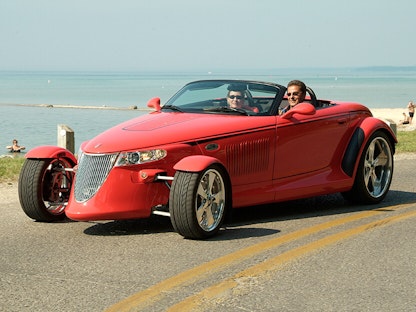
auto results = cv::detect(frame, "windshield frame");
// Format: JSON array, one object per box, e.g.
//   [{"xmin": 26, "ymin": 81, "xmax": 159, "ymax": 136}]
[{"xmin": 164, "ymin": 80, "xmax": 285, "ymax": 116}]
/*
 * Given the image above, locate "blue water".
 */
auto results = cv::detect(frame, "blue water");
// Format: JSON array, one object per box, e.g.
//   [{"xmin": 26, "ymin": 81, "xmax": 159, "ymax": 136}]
[{"xmin": 1, "ymin": 68, "xmax": 416, "ymax": 153}]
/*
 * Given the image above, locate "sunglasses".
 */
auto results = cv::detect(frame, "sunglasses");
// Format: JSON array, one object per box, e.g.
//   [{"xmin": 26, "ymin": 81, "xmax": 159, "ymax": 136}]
[{"xmin": 228, "ymin": 95, "xmax": 243, "ymax": 100}]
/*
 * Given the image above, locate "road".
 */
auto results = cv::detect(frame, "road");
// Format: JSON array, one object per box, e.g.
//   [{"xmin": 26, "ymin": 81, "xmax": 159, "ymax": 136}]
[{"xmin": 1, "ymin": 154, "xmax": 416, "ymax": 312}]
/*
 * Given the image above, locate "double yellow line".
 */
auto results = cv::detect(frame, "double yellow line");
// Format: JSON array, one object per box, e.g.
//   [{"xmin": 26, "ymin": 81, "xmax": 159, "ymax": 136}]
[{"xmin": 105, "ymin": 204, "xmax": 416, "ymax": 312}]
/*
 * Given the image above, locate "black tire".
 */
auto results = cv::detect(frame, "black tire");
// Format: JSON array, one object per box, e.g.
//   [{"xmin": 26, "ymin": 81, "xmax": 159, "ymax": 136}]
[
  {"xmin": 18, "ymin": 158, "xmax": 74, "ymax": 221},
  {"xmin": 169, "ymin": 165, "xmax": 228, "ymax": 239},
  {"xmin": 342, "ymin": 131, "xmax": 394, "ymax": 204}
]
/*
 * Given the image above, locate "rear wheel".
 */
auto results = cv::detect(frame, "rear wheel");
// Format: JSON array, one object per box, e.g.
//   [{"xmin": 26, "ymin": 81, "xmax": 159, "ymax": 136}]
[
  {"xmin": 169, "ymin": 165, "xmax": 228, "ymax": 239},
  {"xmin": 18, "ymin": 158, "xmax": 74, "ymax": 221},
  {"xmin": 342, "ymin": 131, "xmax": 393, "ymax": 204}
]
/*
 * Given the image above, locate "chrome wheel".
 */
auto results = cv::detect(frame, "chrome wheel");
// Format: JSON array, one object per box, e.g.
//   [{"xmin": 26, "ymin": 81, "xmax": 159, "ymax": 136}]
[
  {"xmin": 342, "ymin": 131, "xmax": 394, "ymax": 204},
  {"xmin": 170, "ymin": 164, "xmax": 228, "ymax": 239},
  {"xmin": 195, "ymin": 169, "xmax": 226, "ymax": 232},
  {"xmin": 363, "ymin": 136, "xmax": 393, "ymax": 198}
]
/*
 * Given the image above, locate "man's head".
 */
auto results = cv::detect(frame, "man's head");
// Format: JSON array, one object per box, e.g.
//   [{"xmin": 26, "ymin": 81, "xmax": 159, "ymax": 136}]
[
  {"xmin": 287, "ymin": 80, "xmax": 306, "ymax": 108},
  {"xmin": 227, "ymin": 84, "xmax": 246, "ymax": 108}
]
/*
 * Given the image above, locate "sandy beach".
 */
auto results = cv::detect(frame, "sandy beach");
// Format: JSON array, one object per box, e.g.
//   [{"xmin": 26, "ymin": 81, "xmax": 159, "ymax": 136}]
[{"xmin": 370, "ymin": 108, "xmax": 416, "ymax": 131}]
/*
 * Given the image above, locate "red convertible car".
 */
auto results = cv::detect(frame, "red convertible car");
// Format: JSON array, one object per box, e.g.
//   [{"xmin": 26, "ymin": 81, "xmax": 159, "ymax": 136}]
[{"xmin": 18, "ymin": 80, "xmax": 396, "ymax": 239}]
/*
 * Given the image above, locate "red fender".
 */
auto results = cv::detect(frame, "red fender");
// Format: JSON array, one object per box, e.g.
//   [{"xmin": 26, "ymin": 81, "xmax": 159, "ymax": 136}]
[
  {"xmin": 359, "ymin": 117, "xmax": 397, "ymax": 144},
  {"xmin": 342, "ymin": 117, "xmax": 397, "ymax": 178},
  {"xmin": 25, "ymin": 145, "xmax": 78, "ymax": 165},
  {"xmin": 173, "ymin": 155, "xmax": 223, "ymax": 172}
]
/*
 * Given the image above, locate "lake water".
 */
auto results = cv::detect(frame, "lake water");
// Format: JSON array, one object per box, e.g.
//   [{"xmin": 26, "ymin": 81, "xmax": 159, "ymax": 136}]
[{"xmin": 1, "ymin": 68, "xmax": 416, "ymax": 153}]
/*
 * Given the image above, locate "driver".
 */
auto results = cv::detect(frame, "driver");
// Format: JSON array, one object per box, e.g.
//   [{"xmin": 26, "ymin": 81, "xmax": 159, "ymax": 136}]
[
  {"xmin": 227, "ymin": 84, "xmax": 259, "ymax": 113},
  {"xmin": 279, "ymin": 80, "xmax": 306, "ymax": 114}
]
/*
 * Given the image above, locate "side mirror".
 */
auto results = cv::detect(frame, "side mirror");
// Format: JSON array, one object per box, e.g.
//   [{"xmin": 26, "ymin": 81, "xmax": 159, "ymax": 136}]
[
  {"xmin": 281, "ymin": 103, "xmax": 316, "ymax": 119},
  {"xmin": 147, "ymin": 97, "xmax": 161, "ymax": 112}
]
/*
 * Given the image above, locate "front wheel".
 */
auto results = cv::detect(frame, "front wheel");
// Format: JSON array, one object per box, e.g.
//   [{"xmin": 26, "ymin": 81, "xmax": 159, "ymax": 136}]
[
  {"xmin": 18, "ymin": 158, "xmax": 74, "ymax": 221},
  {"xmin": 169, "ymin": 165, "xmax": 228, "ymax": 239},
  {"xmin": 342, "ymin": 131, "xmax": 394, "ymax": 204}
]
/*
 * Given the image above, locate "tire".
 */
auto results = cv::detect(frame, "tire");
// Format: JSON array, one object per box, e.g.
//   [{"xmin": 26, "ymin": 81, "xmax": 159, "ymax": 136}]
[
  {"xmin": 342, "ymin": 131, "xmax": 394, "ymax": 204},
  {"xmin": 18, "ymin": 158, "xmax": 74, "ymax": 221},
  {"xmin": 169, "ymin": 165, "xmax": 228, "ymax": 239}
]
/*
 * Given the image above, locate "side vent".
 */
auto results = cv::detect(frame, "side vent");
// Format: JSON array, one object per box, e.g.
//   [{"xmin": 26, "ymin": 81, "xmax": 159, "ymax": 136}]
[{"xmin": 226, "ymin": 138, "xmax": 270, "ymax": 176}]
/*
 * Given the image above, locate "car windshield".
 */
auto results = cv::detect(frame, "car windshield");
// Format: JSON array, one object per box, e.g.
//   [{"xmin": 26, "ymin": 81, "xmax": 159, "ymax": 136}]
[{"xmin": 163, "ymin": 80, "xmax": 283, "ymax": 116}]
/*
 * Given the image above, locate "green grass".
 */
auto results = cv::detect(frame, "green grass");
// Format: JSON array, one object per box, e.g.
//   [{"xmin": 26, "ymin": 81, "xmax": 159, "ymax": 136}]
[
  {"xmin": 395, "ymin": 131, "xmax": 416, "ymax": 153},
  {"xmin": 0, "ymin": 156, "xmax": 25, "ymax": 183},
  {"xmin": 0, "ymin": 131, "xmax": 415, "ymax": 183}
]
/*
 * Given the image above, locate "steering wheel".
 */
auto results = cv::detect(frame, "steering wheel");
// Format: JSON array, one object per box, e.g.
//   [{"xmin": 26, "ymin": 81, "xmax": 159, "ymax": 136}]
[{"xmin": 306, "ymin": 86, "xmax": 318, "ymax": 107}]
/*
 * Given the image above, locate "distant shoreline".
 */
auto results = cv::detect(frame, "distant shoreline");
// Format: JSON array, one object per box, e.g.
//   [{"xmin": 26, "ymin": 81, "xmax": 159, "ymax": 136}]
[
  {"xmin": 0, "ymin": 102, "xmax": 414, "ymax": 131},
  {"xmin": 0, "ymin": 102, "xmax": 151, "ymax": 111}
]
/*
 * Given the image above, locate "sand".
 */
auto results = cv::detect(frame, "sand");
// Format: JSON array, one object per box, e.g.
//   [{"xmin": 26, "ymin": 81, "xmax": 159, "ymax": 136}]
[{"xmin": 371, "ymin": 108, "xmax": 416, "ymax": 131}]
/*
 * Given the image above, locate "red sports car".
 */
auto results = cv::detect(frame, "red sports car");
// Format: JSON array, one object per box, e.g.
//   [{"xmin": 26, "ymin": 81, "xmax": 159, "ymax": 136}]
[{"xmin": 18, "ymin": 80, "xmax": 396, "ymax": 239}]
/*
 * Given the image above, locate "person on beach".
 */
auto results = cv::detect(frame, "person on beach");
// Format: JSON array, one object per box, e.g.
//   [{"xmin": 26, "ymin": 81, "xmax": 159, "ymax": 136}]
[
  {"xmin": 407, "ymin": 101, "xmax": 414, "ymax": 124},
  {"xmin": 226, "ymin": 84, "xmax": 259, "ymax": 113},
  {"xmin": 6, "ymin": 139, "xmax": 25, "ymax": 152},
  {"xmin": 399, "ymin": 112, "xmax": 410, "ymax": 125},
  {"xmin": 279, "ymin": 80, "xmax": 307, "ymax": 114}
]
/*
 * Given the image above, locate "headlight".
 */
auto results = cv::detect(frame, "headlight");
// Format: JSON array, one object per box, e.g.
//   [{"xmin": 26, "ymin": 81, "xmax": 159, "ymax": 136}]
[{"xmin": 115, "ymin": 149, "xmax": 167, "ymax": 166}]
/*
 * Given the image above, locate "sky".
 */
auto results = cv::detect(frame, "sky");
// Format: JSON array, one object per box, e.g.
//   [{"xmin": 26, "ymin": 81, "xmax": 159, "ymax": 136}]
[{"xmin": 0, "ymin": 0, "xmax": 415, "ymax": 72}]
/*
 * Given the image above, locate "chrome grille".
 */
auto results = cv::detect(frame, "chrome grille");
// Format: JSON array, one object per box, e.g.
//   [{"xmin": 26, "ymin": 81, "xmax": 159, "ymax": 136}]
[{"xmin": 74, "ymin": 153, "xmax": 118, "ymax": 202}]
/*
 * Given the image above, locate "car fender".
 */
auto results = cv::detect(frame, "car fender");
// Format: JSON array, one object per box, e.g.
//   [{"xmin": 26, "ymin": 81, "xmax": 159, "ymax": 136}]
[
  {"xmin": 342, "ymin": 117, "xmax": 396, "ymax": 177},
  {"xmin": 357, "ymin": 117, "xmax": 397, "ymax": 142},
  {"xmin": 173, "ymin": 155, "xmax": 224, "ymax": 172},
  {"xmin": 25, "ymin": 145, "xmax": 77, "ymax": 165}
]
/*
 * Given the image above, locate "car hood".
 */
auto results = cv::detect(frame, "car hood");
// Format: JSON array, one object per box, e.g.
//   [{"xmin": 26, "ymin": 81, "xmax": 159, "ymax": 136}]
[{"xmin": 82, "ymin": 112, "xmax": 275, "ymax": 153}]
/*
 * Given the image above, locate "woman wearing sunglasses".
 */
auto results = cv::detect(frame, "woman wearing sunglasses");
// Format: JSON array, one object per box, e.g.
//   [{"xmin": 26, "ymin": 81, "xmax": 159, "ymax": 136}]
[{"xmin": 226, "ymin": 85, "xmax": 259, "ymax": 113}]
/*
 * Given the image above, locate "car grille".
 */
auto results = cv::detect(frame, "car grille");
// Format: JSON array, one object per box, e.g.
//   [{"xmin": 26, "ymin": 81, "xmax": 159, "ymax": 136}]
[{"xmin": 74, "ymin": 153, "xmax": 118, "ymax": 202}]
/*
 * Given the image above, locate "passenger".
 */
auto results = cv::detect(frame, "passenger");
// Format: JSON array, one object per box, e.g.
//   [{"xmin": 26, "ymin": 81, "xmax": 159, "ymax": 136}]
[
  {"xmin": 279, "ymin": 80, "xmax": 307, "ymax": 114},
  {"xmin": 6, "ymin": 139, "xmax": 25, "ymax": 152},
  {"xmin": 227, "ymin": 85, "xmax": 259, "ymax": 113}
]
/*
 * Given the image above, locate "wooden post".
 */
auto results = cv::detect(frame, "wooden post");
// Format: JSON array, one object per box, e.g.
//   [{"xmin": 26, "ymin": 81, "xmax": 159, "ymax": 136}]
[{"xmin": 57, "ymin": 124, "xmax": 75, "ymax": 153}]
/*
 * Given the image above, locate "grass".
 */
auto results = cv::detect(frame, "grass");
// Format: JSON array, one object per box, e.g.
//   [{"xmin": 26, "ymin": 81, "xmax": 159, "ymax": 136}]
[
  {"xmin": 1, "ymin": 131, "xmax": 415, "ymax": 183},
  {"xmin": 0, "ymin": 156, "xmax": 25, "ymax": 183},
  {"xmin": 395, "ymin": 131, "xmax": 416, "ymax": 153}
]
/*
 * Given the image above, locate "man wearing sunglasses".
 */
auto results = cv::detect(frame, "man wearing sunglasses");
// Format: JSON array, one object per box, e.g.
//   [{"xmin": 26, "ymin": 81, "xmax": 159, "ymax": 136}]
[
  {"xmin": 279, "ymin": 80, "xmax": 306, "ymax": 114},
  {"xmin": 226, "ymin": 84, "xmax": 259, "ymax": 113}
]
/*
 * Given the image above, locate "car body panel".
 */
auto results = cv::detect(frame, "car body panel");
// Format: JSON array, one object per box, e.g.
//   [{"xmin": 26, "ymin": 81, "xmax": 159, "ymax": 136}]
[
  {"xmin": 82, "ymin": 113, "xmax": 277, "ymax": 153},
  {"xmin": 25, "ymin": 145, "xmax": 77, "ymax": 164},
  {"xmin": 22, "ymin": 79, "xmax": 396, "ymax": 222}
]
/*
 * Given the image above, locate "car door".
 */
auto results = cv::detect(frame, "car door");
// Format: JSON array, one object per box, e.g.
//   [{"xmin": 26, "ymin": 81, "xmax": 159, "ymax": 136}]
[{"xmin": 274, "ymin": 106, "xmax": 351, "ymax": 180}]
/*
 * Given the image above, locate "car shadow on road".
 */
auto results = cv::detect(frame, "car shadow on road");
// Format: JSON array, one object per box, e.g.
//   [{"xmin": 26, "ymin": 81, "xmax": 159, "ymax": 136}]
[
  {"xmin": 222, "ymin": 190, "xmax": 416, "ymax": 227},
  {"xmin": 83, "ymin": 216, "xmax": 174, "ymax": 236},
  {"xmin": 82, "ymin": 190, "xmax": 416, "ymax": 239}
]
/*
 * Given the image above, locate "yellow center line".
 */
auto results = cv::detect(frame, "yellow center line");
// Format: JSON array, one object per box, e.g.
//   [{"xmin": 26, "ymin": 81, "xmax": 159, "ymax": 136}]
[
  {"xmin": 104, "ymin": 204, "xmax": 412, "ymax": 312},
  {"xmin": 168, "ymin": 209, "xmax": 416, "ymax": 312}
]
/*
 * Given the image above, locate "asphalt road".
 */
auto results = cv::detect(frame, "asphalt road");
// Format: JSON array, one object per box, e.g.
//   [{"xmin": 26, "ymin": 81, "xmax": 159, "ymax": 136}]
[{"xmin": 1, "ymin": 155, "xmax": 416, "ymax": 312}]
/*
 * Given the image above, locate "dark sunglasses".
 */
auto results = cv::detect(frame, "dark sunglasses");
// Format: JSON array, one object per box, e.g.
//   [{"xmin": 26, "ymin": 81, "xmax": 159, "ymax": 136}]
[
  {"xmin": 287, "ymin": 92, "xmax": 300, "ymax": 97},
  {"xmin": 228, "ymin": 95, "xmax": 243, "ymax": 100}
]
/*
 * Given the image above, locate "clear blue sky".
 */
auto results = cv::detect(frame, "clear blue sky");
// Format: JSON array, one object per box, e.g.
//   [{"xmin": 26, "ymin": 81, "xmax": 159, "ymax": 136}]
[{"xmin": 1, "ymin": 0, "xmax": 414, "ymax": 72}]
